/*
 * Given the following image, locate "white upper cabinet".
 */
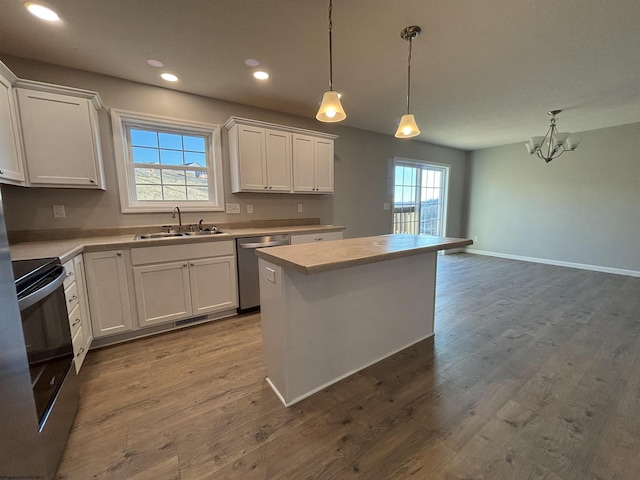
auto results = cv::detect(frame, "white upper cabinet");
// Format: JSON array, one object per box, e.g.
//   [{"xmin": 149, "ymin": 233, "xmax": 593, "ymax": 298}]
[
  {"xmin": 0, "ymin": 62, "xmax": 25, "ymax": 185},
  {"xmin": 292, "ymin": 134, "xmax": 334, "ymax": 193},
  {"xmin": 225, "ymin": 117, "xmax": 337, "ymax": 194},
  {"xmin": 15, "ymin": 80, "xmax": 105, "ymax": 189}
]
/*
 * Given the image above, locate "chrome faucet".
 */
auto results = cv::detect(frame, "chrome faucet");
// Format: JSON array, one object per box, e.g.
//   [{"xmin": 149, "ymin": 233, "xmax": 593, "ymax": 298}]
[{"xmin": 171, "ymin": 206, "xmax": 182, "ymax": 231}]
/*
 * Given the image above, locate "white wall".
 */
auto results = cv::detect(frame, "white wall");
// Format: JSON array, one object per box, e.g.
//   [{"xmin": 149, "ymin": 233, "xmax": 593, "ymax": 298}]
[
  {"xmin": 0, "ymin": 56, "xmax": 469, "ymax": 240},
  {"xmin": 466, "ymin": 122, "xmax": 640, "ymax": 273}
]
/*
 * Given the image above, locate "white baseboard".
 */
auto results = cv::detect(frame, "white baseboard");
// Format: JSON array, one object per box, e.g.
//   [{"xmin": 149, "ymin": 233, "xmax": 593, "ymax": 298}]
[{"xmin": 465, "ymin": 248, "xmax": 640, "ymax": 278}]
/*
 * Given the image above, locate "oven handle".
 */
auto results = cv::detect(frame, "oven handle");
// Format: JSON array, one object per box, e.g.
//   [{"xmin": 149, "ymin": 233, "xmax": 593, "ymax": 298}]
[
  {"xmin": 18, "ymin": 266, "xmax": 66, "ymax": 311},
  {"xmin": 239, "ymin": 240, "xmax": 290, "ymax": 249}
]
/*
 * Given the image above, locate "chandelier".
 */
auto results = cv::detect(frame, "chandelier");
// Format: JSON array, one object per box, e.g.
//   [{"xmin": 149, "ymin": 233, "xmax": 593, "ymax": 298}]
[{"xmin": 525, "ymin": 110, "xmax": 580, "ymax": 163}]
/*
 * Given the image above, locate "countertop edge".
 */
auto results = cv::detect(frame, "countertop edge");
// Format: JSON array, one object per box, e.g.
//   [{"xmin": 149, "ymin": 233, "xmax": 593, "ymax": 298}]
[
  {"xmin": 9, "ymin": 225, "xmax": 345, "ymax": 263},
  {"xmin": 255, "ymin": 237, "xmax": 473, "ymax": 275}
]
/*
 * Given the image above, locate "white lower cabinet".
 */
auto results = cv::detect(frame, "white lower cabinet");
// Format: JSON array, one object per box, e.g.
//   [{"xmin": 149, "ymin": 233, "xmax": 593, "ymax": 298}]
[
  {"xmin": 62, "ymin": 254, "xmax": 93, "ymax": 371},
  {"xmin": 84, "ymin": 249, "xmax": 134, "ymax": 338},
  {"xmin": 131, "ymin": 241, "xmax": 238, "ymax": 328},
  {"xmin": 290, "ymin": 231, "xmax": 344, "ymax": 245}
]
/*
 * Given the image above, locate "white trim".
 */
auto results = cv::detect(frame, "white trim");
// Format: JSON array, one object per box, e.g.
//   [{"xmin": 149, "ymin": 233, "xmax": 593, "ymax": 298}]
[
  {"xmin": 224, "ymin": 116, "xmax": 338, "ymax": 140},
  {"xmin": 15, "ymin": 78, "xmax": 103, "ymax": 109},
  {"xmin": 466, "ymin": 248, "xmax": 640, "ymax": 278},
  {"xmin": 110, "ymin": 108, "xmax": 225, "ymax": 213},
  {"xmin": 392, "ymin": 157, "xmax": 450, "ymax": 237}
]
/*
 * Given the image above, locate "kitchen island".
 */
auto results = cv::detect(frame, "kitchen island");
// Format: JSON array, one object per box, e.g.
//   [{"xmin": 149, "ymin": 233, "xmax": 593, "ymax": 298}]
[{"xmin": 255, "ymin": 234, "xmax": 473, "ymax": 406}]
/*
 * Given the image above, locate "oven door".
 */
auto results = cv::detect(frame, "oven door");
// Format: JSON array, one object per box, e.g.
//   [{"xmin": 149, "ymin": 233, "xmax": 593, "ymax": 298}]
[{"xmin": 18, "ymin": 265, "xmax": 74, "ymax": 427}]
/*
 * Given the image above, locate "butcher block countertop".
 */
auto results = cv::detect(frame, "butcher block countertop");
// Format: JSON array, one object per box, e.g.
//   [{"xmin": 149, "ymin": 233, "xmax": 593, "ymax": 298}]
[{"xmin": 255, "ymin": 234, "xmax": 473, "ymax": 275}]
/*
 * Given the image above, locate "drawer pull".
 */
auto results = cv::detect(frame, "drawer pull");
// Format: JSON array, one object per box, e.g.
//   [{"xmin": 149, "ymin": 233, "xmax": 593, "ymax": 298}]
[
  {"xmin": 77, "ymin": 347, "xmax": 85, "ymax": 356},
  {"xmin": 72, "ymin": 318, "xmax": 81, "ymax": 326},
  {"xmin": 68, "ymin": 295, "xmax": 78, "ymax": 303},
  {"xmin": 66, "ymin": 271, "xmax": 74, "ymax": 278}
]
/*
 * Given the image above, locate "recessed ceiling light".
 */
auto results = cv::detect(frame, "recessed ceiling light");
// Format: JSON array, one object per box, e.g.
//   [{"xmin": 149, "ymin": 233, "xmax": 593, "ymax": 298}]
[
  {"xmin": 147, "ymin": 59, "xmax": 164, "ymax": 68},
  {"xmin": 253, "ymin": 71, "xmax": 269, "ymax": 80},
  {"xmin": 244, "ymin": 59, "xmax": 260, "ymax": 67},
  {"xmin": 161, "ymin": 73, "xmax": 179, "ymax": 82},
  {"xmin": 25, "ymin": 3, "xmax": 60, "ymax": 22}
]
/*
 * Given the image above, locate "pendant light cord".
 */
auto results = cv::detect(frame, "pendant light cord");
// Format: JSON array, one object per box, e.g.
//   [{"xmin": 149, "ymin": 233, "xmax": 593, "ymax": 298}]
[
  {"xmin": 328, "ymin": 0, "xmax": 333, "ymax": 91},
  {"xmin": 406, "ymin": 35, "xmax": 413, "ymax": 114}
]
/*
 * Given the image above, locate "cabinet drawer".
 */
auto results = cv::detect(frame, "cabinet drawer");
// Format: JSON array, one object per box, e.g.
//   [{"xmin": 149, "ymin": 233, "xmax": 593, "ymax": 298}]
[
  {"xmin": 63, "ymin": 258, "xmax": 76, "ymax": 289},
  {"xmin": 290, "ymin": 231, "xmax": 343, "ymax": 244},
  {"xmin": 64, "ymin": 281, "xmax": 79, "ymax": 314},
  {"xmin": 131, "ymin": 240, "xmax": 234, "ymax": 265},
  {"xmin": 72, "ymin": 325, "xmax": 88, "ymax": 372},
  {"xmin": 68, "ymin": 303, "xmax": 82, "ymax": 337}
]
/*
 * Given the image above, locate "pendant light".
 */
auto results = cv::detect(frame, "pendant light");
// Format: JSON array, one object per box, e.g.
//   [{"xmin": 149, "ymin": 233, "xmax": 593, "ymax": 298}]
[
  {"xmin": 316, "ymin": 0, "xmax": 346, "ymax": 123},
  {"xmin": 395, "ymin": 26, "xmax": 421, "ymax": 138}
]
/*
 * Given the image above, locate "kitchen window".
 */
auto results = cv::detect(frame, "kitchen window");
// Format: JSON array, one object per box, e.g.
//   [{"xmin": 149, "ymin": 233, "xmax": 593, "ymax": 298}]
[{"xmin": 111, "ymin": 109, "xmax": 224, "ymax": 213}]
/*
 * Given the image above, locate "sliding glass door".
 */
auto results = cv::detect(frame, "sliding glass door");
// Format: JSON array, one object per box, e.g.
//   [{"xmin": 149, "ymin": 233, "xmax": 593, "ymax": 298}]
[{"xmin": 393, "ymin": 159, "xmax": 448, "ymax": 236}]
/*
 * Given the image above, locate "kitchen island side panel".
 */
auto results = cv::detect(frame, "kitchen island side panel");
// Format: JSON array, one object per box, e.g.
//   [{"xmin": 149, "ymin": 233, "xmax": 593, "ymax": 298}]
[{"xmin": 260, "ymin": 252, "xmax": 436, "ymax": 406}]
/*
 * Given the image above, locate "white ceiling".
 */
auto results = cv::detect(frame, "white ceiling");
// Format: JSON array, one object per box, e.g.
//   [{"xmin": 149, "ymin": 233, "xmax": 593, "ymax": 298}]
[{"xmin": 2, "ymin": 0, "xmax": 640, "ymax": 150}]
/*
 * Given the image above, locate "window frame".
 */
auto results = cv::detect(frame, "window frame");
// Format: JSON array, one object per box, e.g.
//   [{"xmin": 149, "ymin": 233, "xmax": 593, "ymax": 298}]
[
  {"xmin": 111, "ymin": 109, "xmax": 225, "ymax": 213},
  {"xmin": 392, "ymin": 157, "xmax": 450, "ymax": 237}
]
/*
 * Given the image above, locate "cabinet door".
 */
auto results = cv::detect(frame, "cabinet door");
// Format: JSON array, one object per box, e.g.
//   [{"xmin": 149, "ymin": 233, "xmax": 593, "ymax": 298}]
[
  {"xmin": 264, "ymin": 129, "xmax": 291, "ymax": 191},
  {"xmin": 133, "ymin": 261, "xmax": 192, "ymax": 327},
  {"xmin": 16, "ymin": 88, "xmax": 103, "ymax": 188},
  {"xmin": 0, "ymin": 68, "xmax": 25, "ymax": 184},
  {"xmin": 189, "ymin": 255, "xmax": 238, "ymax": 315},
  {"xmin": 84, "ymin": 250, "xmax": 133, "ymax": 337},
  {"xmin": 237, "ymin": 125, "xmax": 267, "ymax": 191},
  {"xmin": 73, "ymin": 255, "xmax": 93, "ymax": 355},
  {"xmin": 314, "ymin": 138, "xmax": 334, "ymax": 193},
  {"xmin": 292, "ymin": 134, "xmax": 315, "ymax": 192}
]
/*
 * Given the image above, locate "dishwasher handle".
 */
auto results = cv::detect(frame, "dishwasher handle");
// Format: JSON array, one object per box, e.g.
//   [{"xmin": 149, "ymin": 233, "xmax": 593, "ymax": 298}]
[{"xmin": 239, "ymin": 240, "xmax": 290, "ymax": 249}]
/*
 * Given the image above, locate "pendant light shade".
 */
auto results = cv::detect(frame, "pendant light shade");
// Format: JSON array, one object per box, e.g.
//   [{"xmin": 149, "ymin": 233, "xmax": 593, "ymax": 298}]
[
  {"xmin": 316, "ymin": 91, "xmax": 347, "ymax": 122},
  {"xmin": 395, "ymin": 114, "xmax": 421, "ymax": 138},
  {"xmin": 395, "ymin": 26, "xmax": 421, "ymax": 138},
  {"xmin": 316, "ymin": 0, "xmax": 346, "ymax": 123}
]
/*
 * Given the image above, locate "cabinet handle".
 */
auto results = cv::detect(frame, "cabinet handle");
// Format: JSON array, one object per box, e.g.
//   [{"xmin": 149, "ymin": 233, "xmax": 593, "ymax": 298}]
[
  {"xmin": 183, "ymin": 263, "xmax": 188, "ymax": 267},
  {"xmin": 68, "ymin": 295, "xmax": 78, "ymax": 303},
  {"xmin": 269, "ymin": 186, "xmax": 272, "ymax": 189},
  {"xmin": 314, "ymin": 237, "xmax": 323, "ymax": 241},
  {"xmin": 89, "ymin": 179, "xmax": 95, "ymax": 183},
  {"xmin": 116, "ymin": 252, "xmax": 122, "ymax": 256},
  {"xmin": 66, "ymin": 271, "xmax": 74, "ymax": 278},
  {"xmin": 0, "ymin": 169, "xmax": 4, "ymax": 174},
  {"xmin": 190, "ymin": 263, "xmax": 195, "ymax": 267},
  {"xmin": 72, "ymin": 318, "xmax": 81, "ymax": 326},
  {"xmin": 264, "ymin": 186, "xmax": 268, "ymax": 189},
  {"xmin": 77, "ymin": 347, "xmax": 85, "ymax": 356}
]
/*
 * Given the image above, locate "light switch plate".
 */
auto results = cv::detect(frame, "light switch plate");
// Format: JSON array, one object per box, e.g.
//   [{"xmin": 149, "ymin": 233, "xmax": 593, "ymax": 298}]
[
  {"xmin": 383, "ymin": 203, "xmax": 391, "ymax": 210},
  {"xmin": 265, "ymin": 267, "xmax": 276, "ymax": 284},
  {"xmin": 247, "ymin": 204, "xmax": 254, "ymax": 214},
  {"xmin": 226, "ymin": 203, "xmax": 240, "ymax": 214},
  {"xmin": 297, "ymin": 203, "xmax": 303, "ymax": 213}
]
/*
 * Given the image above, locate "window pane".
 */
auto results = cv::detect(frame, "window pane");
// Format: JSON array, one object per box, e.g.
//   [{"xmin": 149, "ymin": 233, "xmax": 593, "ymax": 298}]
[
  {"xmin": 161, "ymin": 169, "xmax": 186, "ymax": 186},
  {"xmin": 160, "ymin": 149, "xmax": 183, "ymax": 165},
  {"xmin": 130, "ymin": 129, "xmax": 158, "ymax": 147},
  {"xmin": 186, "ymin": 170, "xmax": 208, "ymax": 186},
  {"xmin": 163, "ymin": 185, "xmax": 187, "ymax": 200},
  {"xmin": 186, "ymin": 186, "xmax": 209, "ymax": 200},
  {"xmin": 136, "ymin": 185, "xmax": 163, "ymax": 200},
  {"xmin": 158, "ymin": 133, "xmax": 183, "ymax": 150},
  {"xmin": 184, "ymin": 151, "xmax": 206, "ymax": 166},
  {"xmin": 132, "ymin": 147, "xmax": 159, "ymax": 164},
  {"xmin": 183, "ymin": 136, "xmax": 205, "ymax": 152},
  {"xmin": 134, "ymin": 168, "xmax": 161, "ymax": 185}
]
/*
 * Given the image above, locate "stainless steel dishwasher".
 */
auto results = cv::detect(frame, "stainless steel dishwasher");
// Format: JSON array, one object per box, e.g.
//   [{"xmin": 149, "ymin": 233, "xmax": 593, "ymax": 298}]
[{"xmin": 236, "ymin": 234, "xmax": 290, "ymax": 312}]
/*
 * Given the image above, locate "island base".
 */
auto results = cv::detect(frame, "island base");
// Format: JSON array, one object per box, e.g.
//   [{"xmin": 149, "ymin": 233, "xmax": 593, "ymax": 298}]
[{"xmin": 259, "ymin": 251, "xmax": 437, "ymax": 406}]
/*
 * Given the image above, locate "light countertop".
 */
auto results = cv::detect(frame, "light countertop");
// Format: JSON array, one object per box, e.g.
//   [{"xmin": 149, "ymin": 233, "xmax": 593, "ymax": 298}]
[
  {"xmin": 9, "ymin": 224, "xmax": 345, "ymax": 264},
  {"xmin": 255, "ymin": 234, "xmax": 473, "ymax": 275}
]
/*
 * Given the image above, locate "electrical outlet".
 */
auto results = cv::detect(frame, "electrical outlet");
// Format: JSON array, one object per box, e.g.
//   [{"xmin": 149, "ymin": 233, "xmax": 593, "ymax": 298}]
[
  {"xmin": 265, "ymin": 267, "xmax": 276, "ymax": 284},
  {"xmin": 226, "ymin": 203, "xmax": 240, "ymax": 214},
  {"xmin": 247, "ymin": 204, "xmax": 254, "ymax": 214},
  {"xmin": 297, "ymin": 203, "xmax": 303, "ymax": 213},
  {"xmin": 383, "ymin": 203, "xmax": 391, "ymax": 210},
  {"xmin": 473, "ymin": 236, "xmax": 479, "ymax": 242},
  {"xmin": 52, "ymin": 205, "xmax": 66, "ymax": 218}
]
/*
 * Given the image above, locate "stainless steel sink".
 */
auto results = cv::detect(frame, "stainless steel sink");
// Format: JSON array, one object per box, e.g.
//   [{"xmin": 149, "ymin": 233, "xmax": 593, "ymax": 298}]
[
  {"xmin": 134, "ymin": 230, "xmax": 228, "ymax": 240},
  {"xmin": 134, "ymin": 232, "xmax": 187, "ymax": 240}
]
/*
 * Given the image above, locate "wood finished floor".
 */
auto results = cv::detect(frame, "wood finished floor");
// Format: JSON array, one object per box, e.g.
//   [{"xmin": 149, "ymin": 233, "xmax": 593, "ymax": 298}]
[{"xmin": 56, "ymin": 253, "xmax": 640, "ymax": 480}]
